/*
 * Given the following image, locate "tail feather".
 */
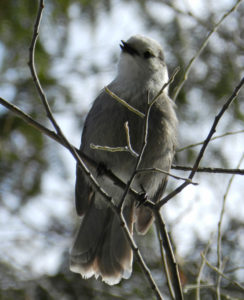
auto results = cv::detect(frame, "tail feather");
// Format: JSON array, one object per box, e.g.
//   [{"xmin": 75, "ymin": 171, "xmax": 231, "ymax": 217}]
[
  {"xmin": 70, "ymin": 201, "xmax": 134, "ymax": 285},
  {"xmin": 135, "ymin": 206, "xmax": 154, "ymax": 235}
]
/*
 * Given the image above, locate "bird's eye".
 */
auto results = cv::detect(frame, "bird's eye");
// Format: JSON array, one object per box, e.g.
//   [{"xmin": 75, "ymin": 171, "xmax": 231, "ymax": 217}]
[{"xmin": 143, "ymin": 51, "xmax": 154, "ymax": 59}]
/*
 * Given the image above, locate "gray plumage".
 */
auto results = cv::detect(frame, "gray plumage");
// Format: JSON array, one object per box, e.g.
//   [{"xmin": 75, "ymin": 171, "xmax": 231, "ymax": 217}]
[{"xmin": 70, "ymin": 35, "xmax": 178, "ymax": 285}]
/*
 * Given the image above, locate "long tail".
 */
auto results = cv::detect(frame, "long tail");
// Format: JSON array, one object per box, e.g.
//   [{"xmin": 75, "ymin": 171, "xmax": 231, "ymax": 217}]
[{"xmin": 70, "ymin": 201, "xmax": 134, "ymax": 285}]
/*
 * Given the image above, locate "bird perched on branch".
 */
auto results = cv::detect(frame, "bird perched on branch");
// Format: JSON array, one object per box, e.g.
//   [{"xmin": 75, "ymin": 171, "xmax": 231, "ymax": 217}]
[{"xmin": 70, "ymin": 35, "xmax": 178, "ymax": 285}]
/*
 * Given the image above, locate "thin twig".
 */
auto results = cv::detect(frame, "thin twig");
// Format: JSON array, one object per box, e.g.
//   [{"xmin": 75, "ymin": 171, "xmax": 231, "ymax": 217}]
[
  {"xmin": 202, "ymin": 254, "xmax": 244, "ymax": 291},
  {"xmin": 177, "ymin": 130, "xmax": 244, "ymax": 152},
  {"xmin": 0, "ymin": 96, "xmax": 147, "ymax": 203},
  {"xmin": 185, "ymin": 283, "xmax": 215, "ymax": 293},
  {"xmin": 136, "ymin": 167, "xmax": 198, "ymax": 185},
  {"xmin": 28, "ymin": 1, "xmax": 115, "ymax": 206},
  {"xmin": 155, "ymin": 67, "xmax": 180, "ymax": 103},
  {"xmin": 216, "ymin": 259, "xmax": 228, "ymax": 300},
  {"xmin": 124, "ymin": 121, "xmax": 139, "ymax": 157},
  {"xmin": 162, "ymin": 1, "xmax": 216, "ymax": 30},
  {"xmin": 225, "ymin": 266, "xmax": 244, "ymax": 274},
  {"xmin": 156, "ymin": 225, "xmax": 175, "ymax": 299},
  {"xmin": 28, "ymin": 0, "xmax": 61, "ymax": 136},
  {"xmin": 90, "ymin": 143, "xmax": 138, "ymax": 156},
  {"xmin": 216, "ymin": 153, "xmax": 244, "ymax": 299},
  {"xmin": 188, "ymin": 77, "xmax": 244, "ymax": 180},
  {"xmin": 154, "ymin": 210, "xmax": 184, "ymax": 300},
  {"xmin": 172, "ymin": 164, "xmax": 244, "ymax": 175},
  {"xmin": 0, "ymin": 97, "xmax": 62, "ymax": 144},
  {"xmin": 117, "ymin": 207, "xmax": 165, "ymax": 300},
  {"xmin": 196, "ymin": 235, "xmax": 213, "ymax": 300},
  {"xmin": 105, "ymin": 86, "xmax": 145, "ymax": 118},
  {"xmin": 90, "ymin": 122, "xmax": 139, "ymax": 158},
  {"xmin": 157, "ymin": 76, "xmax": 244, "ymax": 209},
  {"xmin": 173, "ymin": 0, "xmax": 243, "ymax": 101}
]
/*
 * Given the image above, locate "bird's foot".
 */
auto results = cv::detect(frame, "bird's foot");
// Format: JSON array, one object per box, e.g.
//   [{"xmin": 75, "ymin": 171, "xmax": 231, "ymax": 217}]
[
  {"xmin": 97, "ymin": 162, "xmax": 108, "ymax": 176},
  {"xmin": 136, "ymin": 185, "xmax": 148, "ymax": 207}
]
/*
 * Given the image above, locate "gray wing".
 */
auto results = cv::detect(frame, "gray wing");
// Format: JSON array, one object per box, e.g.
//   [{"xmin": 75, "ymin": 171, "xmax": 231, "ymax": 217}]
[
  {"xmin": 75, "ymin": 87, "xmax": 145, "ymax": 215},
  {"xmin": 75, "ymin": 88, "xmax": 137, "ymax": 215},
  {"xmin": 75, "ymin": 162, "xmax": 94, "ymax": 216}
]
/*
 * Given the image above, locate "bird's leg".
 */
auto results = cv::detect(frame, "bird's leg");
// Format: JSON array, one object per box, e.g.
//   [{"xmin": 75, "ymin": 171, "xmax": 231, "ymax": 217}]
[
  {"xmin": 96, "ymin": 162, "xmax": 108, "ymax": 177},
  {"xmin": 136, "ymin": 184, "xmax": 148, "ymax": 207}
]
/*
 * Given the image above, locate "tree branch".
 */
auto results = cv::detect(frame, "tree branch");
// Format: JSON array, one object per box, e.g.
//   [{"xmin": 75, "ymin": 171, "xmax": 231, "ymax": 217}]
[
  {"xmin": 26, "ymin": 2, "xmax": 164, "ymax": 299},
  {"xmin": 177, "ymin": 129, "xmax": 244, "ymax": 152},
  {"xmin": 216, "ymin": 153, "xmax": 244, "ymax": 298},
  {"xmin": 196, "ymin": 235, "xmax": 213, "ymax": 300},
  {"xmin": 0, "ymin": 96, "xmax": 147, "ymax": 203},
  {"xmin": 105, "ymin": 86, "xmax": 145, "ymax": 118},
  {"xmin": 202, "ymin": 254, "xmax": 244, "ymax": 291},
  {"xmin": 154, "ymin": 210, "xmax": 184, "ymax": 300},
  {"xmin": 172, "ymin": 165, "xmax": 244, "ymax": 175},
  {"xmin": 156, "ymin": 226, "xmax": 175, "ymax": 300},
  {"xmin": 136, "ymin": 167, "xmax": 198, "ymax": 185},
  {"xmin": 157, "ymin": 76, "xmax": 244, "ymax": 208}
]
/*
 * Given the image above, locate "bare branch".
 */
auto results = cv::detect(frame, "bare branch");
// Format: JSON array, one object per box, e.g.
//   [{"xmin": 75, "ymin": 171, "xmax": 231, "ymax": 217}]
[
  {"xmin": 124, "ymin": 121, "xmax": 139, "ymax": 157},
  {"xmin": 157, "ymin": 76, "xmax": 244, "ymax": 209},
  {"xmin": 90, "ymin": 143, "xmax": 138, "ymax": 156},
  {"xmin": 216, "ymin": 153, "xmax": 244, "ymax": 299},
  {"xmin": 1, "ymin": 94, "xmax": 243, "ymax": 219},
  {"xmin": 172, "ymin": 165, "xmax": 244, "ymax": 175},
  {"xmin": 0, "ymin": 93, "xmax": 168, "ymax": 299},
  {"xmin": 196, "ymin": 235, "xmax": 213, "ymax": 300},
  {"xmin": 26, "ymin": 2, "xmax": 164, "ymax": 298},
  {"xmin": 162, "ymin": 1, "xmax": 215, "ymax": 30},
  {"xmin": 2, "ymin": 1, "xmax": 242, "ymax": 297},
  {"xmin": 117, "ymin": 208, "xmax": 165, "ymax": 300},
  {"xmin": 173, "ymin": 0, "xmax": 243, "ymax": 101},
  {"xmin": 156, "ymin": 226, "xmax": 175, "ymax": 299},
  {"xmin": 154, "ymin": 210, "xmax": 184, "ymax": 300},
  {"xmin": 136, "ymin": 167, "xmax": 198, "ymax": 185},
  {"xmin": 0, "ymin": 96, "xmax": 147, "ymax": 204},
  {"xmin": 0, "ymin": 96, "xmax": 164, "ymax": 299},
  {"xmin": 90, "ymin": 122, "xmax": 139, "ymax": 158},
  {"xmin": 154, "ymin": 67, "xmax": 180, "ymax": 104},
  {"xmin": 28, "ymin": 1, "xmax": 116, "ymax": 209},
  {"xmin": 177, "ymin": 130, "xmax": 244, "ymax": 152},
  {"xmin": 105, "ymin": 86, "xmax": 145, "ymax": 118},
  {"xmin": 202, "ymin": 254, "xmax": 244, "ymax": 291},
  {"xmin": 188, "ymin": 77, "xmax": 244, "ymax": 180},
  {"xmin": 225, "ymin": 266, "xmax": 244, "ymax": 274},
  {"xmin": 184, "ymin": 283, "xmax": 215, "ymax": 294},
  {"xmin": 28, "ymin": 0, "xmax": 61, "ymax": 136},
  {"xmin": 0, "ymin": 97, "xmax": 61, "ymax": 145}
]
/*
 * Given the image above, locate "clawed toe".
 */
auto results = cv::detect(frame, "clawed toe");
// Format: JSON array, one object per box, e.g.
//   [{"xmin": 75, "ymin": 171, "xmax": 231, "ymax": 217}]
[{"xmin": 136, "ymin": 186, "xmax": 148, "ymax": 207}]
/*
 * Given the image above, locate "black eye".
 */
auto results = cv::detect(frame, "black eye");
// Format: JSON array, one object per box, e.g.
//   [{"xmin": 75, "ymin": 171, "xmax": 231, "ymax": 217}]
[{"xmin": 143, "ymin": 51, "xmax": 154, "ymax": 59}]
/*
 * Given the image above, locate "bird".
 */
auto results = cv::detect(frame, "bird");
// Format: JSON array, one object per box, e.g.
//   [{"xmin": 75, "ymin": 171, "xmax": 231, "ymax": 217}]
[{"xmin": 70, "ymin": 34, "xmax": 178, "ymax": 285}]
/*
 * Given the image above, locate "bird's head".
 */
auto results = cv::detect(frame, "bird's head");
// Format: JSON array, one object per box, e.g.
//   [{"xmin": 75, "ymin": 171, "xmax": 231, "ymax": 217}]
[{"xmin": 118, "ymin": 35, "xmax": 168, "ymax": 85}]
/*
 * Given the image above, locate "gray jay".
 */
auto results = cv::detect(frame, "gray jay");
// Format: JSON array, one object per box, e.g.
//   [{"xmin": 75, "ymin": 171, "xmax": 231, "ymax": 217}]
[{"xmin": 70, "ymin": 35, "xmax": 178, "ymax": 285}]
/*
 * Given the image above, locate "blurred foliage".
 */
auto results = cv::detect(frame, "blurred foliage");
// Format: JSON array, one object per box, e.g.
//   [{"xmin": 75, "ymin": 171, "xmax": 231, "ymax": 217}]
[{"xmin": 0, "ymin": 0, "xmax": 243, "ymax": 299}]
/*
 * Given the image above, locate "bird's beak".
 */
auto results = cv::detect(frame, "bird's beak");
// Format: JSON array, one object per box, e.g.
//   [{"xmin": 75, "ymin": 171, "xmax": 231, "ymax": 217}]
[
  {"xmin": 120, "ymin": 40, "xmax": 139, "ymax": 56},
  {"xmin": 120, "ymin": 40, "xmax": 127, "ymax": 51}
]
